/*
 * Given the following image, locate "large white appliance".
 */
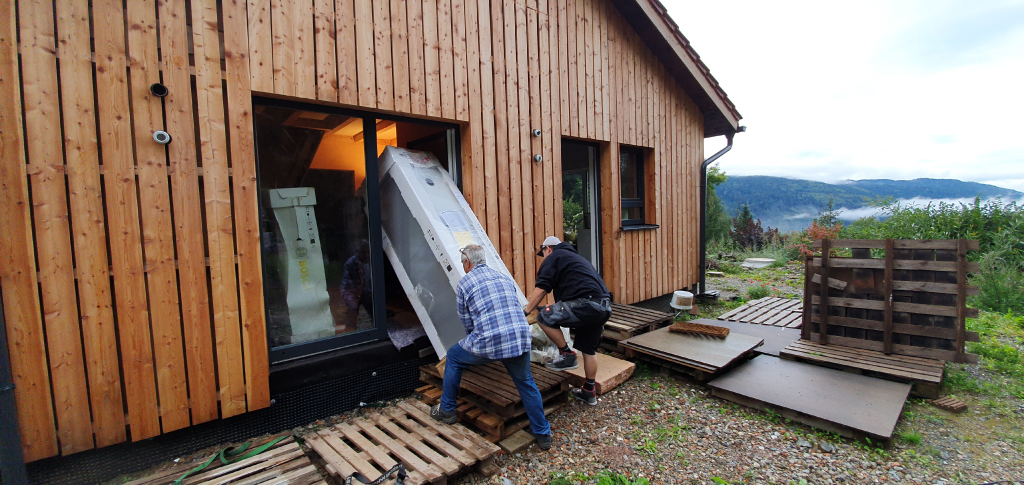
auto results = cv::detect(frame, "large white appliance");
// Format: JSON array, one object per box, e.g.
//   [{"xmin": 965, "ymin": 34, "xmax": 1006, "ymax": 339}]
[
  {"xmin": 378, "ymin": 146, "xmax": 526, "ymax": 358},
  {"xmin": 268, "ymin": 187, "xmax": 335, "ymax": 343}
]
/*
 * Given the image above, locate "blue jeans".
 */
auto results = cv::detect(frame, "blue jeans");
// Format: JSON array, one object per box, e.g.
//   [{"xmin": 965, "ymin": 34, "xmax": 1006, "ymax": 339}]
[{"xmin": 441, "ymin": 343, "xmax": 551, "ymax": 436}]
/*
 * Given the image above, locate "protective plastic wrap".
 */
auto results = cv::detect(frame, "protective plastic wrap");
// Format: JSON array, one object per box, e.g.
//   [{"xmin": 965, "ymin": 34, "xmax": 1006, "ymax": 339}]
[{"xmin": 378, "ymin": 146, "xmax": 525, "ymax": 358}]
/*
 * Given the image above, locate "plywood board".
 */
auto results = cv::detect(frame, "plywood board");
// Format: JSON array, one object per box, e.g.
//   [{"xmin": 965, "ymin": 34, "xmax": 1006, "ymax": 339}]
[
  {"xmin": 709, "ymin": 356, "xmax": 911, "ymax": 440},
  {"xmin": 621, "ymin": 325, "xmax": 762, "ymax": 371},
  {"xmin": 564, "ymin": 352, "xmax": 635, "ymax": 395},
  {"xmin": 692, "ymin": 319, "xmax": 801, "ymax": 357}
]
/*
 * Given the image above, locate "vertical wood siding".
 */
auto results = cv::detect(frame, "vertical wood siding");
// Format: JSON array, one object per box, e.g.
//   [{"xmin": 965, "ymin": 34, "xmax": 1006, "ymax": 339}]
[
  {"xmin": 1, "ymin": 0, "xmax": 708, "ymax": 461},
  {"xmin": 1, "ymin": 0, "xmax": 271, "ymax": 459}
]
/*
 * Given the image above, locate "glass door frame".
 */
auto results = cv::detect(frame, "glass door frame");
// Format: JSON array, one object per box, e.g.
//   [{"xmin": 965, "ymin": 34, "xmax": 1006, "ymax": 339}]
[
  {"xmin": 561, "ymin": 139, "xmax": 603, "ymax": 276},
  {"xmin": 254, "ymin": 96, "xmax": 461, "ymax": 363}
]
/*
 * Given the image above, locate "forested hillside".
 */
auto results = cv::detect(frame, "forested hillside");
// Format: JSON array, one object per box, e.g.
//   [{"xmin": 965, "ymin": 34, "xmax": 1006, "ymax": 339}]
[{"xmin": 716, "ymin": 176, "xmax": 1022, "ymax": 232}]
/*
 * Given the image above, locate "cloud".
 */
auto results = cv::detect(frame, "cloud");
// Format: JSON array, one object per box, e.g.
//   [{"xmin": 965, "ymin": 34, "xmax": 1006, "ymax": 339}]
[
  {"xmin": 664, "ymin": 0, "xmax": 1024, "ymax": 193},
  {"xmin": 785, "ymin": 212, "xmax": 812, "ymax": 220}
]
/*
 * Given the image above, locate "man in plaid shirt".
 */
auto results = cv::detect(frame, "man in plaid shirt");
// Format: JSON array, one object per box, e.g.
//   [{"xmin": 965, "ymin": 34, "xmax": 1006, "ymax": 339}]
[{"xmin": 431, "ymin": 244, "xmax": 552, "ymax": 450}]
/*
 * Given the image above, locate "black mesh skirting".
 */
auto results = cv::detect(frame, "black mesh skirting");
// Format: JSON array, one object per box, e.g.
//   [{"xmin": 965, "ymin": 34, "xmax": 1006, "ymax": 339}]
[
  {"xmin": 26, "ymin": 357, "xmax": 427, "ymax": 485},
  {"xmin": 632, "ymin": 292, "xmax": 675, "ymax": 314}
]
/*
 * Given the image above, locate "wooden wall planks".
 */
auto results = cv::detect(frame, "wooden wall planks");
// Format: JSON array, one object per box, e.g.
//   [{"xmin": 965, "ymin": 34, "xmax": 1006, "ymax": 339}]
[
  {"xmin": 159, "ymin": 0, "xmax": 221, "ymax": 426},
  {"xmin": 193, "ymin": 0, "xmax": 249, "ymax": 419},
  {"xmin": 19, "ymin": 0, "xmax": 94, "ymax": 454},
  {"xmin": 126, "ymin": 0, "xmax": 191, "ymax": 433},
  {"xmin": 5, "ymin": 0, "xmax": 712, "ymax": 462},
  {"xmin": 56, "ymin": 0, "xmax": 126, "ymax": 448},
  {"xmin": 0, "ymin": 0, "xmax": 58, "ymax": 461}
]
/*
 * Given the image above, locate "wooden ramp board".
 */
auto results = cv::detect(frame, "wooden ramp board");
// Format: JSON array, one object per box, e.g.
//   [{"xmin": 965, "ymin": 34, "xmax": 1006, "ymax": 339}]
[
  {"xmin": 419, "ymin": 361, "xmax": 570, "ymax": 418},
  {"xmin": 692, "ymin": 319, "xmax": 801, "ymax": 357},
  {"xmin": 620, "ymin": 326, "xmax": 763, "ymax": 374},
  {"xmin": 563, "ymin": 352, "xmax": 636, "ymax": 395},
  {"xmin": 125, "ymin": 436, "xmax": 324, "ymax": 485},
  {"xmin": 416, "ymin": 385, "xmax": 569, "ymax": 442},
  {"xmin": 304, "ymin": 400, "xmax": 500, "ymax": 485},
  {"xmin": 718, "ymin": 297, "xmax": 803, "ymax": 328},
  {"xmin": 602, "ymin": 303, "xmax": 674, "ymax": 341},
  {"xmin": 708, "ymin": 356, "xmax": 912, "ymax": 441},
  {"xmin": 780, "ymin": 339, "xmax": 945, "ymax": 398}
]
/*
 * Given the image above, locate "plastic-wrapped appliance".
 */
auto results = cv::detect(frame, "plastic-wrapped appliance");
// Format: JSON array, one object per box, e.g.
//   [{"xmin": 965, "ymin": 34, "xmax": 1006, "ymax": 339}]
[{"xmin": 377, "ymin": 146, "xmax": 525, "ymax": 358}]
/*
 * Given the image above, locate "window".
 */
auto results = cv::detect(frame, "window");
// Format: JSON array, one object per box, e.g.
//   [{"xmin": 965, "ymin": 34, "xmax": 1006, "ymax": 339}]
[
  {"xmin": 620, "ymin": 147, "xmax": 646, "ymax": 225},
  {"xmin": 253, "ymin": 98, "xmax": 461, "ymax": 362}
]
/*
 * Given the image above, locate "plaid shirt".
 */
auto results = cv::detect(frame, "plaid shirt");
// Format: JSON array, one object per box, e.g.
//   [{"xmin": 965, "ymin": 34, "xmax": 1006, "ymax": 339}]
[{"xmin": 456, "ymin": 264, "xmax": 531, "ymax": 360}]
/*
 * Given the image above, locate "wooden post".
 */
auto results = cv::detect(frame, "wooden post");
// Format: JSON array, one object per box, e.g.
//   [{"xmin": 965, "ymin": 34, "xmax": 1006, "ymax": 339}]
[
  {"xmin": 955, "ymin": 239, "xmax": 967, "ymax": 363},
  {"xmin": 883, "ymin": 238, "xmax": 894, "ymax": 354},
  {"xmin": 819, "ymin": 239, "xmax": 831, "ymax": 345},
  {"xmin": 801, "ymin": 258, "xmax": 812, "ymax": 341}
]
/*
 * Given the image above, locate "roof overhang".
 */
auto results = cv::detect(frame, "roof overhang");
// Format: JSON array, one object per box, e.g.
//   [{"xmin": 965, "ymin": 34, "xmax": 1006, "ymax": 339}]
[{"xmin": 611, "ymin": 0, "xmax": 742, "ymax": 138}]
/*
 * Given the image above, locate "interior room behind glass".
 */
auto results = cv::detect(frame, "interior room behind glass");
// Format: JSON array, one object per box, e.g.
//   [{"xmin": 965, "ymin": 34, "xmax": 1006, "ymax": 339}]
[{"xmin": 253, "ymin": 105, "xmax": 453, "ymax": 354}]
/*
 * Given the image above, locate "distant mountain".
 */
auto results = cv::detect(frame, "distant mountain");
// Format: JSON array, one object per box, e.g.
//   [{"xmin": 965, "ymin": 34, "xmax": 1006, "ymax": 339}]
[{"xmin": 715, "ymin": 176, "xmax": 1022, "ymax": 233}]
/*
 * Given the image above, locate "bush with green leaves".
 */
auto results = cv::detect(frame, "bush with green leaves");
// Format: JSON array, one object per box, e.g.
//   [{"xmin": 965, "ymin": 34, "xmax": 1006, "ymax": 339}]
[{"xmin": 746, "ymin": 284, "xmax": 771, "ymax": 300}]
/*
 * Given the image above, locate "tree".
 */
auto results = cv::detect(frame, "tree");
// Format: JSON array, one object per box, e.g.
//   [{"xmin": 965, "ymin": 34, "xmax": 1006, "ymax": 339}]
[
  {"xmin": 705, "ymin": 164, "xmax": 731, "ymax": 243},
  {"xmin": 730, "ymin": 204, "xmax": 768, "ymax": 250}
]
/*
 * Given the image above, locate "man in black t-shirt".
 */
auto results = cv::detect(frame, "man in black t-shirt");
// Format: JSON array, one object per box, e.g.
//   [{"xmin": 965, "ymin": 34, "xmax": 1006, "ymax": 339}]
[{"xmin": 524, "ymin": 236, "xmax": 612, "ymax": 406}]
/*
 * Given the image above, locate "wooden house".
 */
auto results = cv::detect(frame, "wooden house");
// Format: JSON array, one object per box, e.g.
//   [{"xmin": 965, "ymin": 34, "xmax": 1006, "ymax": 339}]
[{"xmin": 0, "ymin": 0, "xmax": 740, "ymax": 462}]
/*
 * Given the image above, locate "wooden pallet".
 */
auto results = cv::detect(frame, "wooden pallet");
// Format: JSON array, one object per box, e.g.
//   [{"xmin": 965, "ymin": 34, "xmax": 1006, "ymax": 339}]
[
  {"xmin": 125, "ymin": 436, "xmax": 324, "ymax": 485},
  {"xmin": 621, "ymin": 326, "xmax": 763, "ymax": 381},
  {"xmin": 602, "ymin": 303, "xmax": 674, "ymax": 341},
  {"xmin": 304, "ymin": 400, "xmax": 500, "ymax": 485},
  {"xmin": 780, "ymin": 339, "xmax": 946, "ymax": 398},
  {"xmin": 718, "ymin": 297, "xmax": 803, "ymax": 328},
  {"xmin": 419, "ymin": 361, "xmax": 570, "ymax": 418},
  {"xmin": 416, "ymin": 385, "xmax": 569, "ymax": 442},
  {"xmin": 804, "ymin": 239, "xmax": 980, "ymax": 364},
  {"xmin": 929, "ymin": 396, "xmax": 967, "ymax": 413}
]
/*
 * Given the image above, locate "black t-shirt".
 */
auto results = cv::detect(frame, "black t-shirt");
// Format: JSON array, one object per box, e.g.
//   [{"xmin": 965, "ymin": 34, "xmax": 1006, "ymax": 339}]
[{"xmin": 535, "ymin": 243, "xmax": 610, "ymax": 302}]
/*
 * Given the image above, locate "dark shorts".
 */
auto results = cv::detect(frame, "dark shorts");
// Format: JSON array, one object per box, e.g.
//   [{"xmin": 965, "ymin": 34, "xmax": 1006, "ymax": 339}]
[{"xmin": 536, "ymin": 298, "xmax": 612, "ymax": 355}]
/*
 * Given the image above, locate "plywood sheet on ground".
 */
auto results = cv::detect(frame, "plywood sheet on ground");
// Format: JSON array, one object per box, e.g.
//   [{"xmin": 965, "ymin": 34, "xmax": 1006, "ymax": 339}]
[
  {"xmin": 691, "ymin": 319, "xmax": 800, "ymax": 357},
  {"xmin": 708, "ymin": 356, "xmax": 911, "ymax": 440},
  {"xmin": 563, "ymin": 352, "xmax": 635, "ymax": 394},
  {"xmin": 621, "ymin": 326, "xmax": 763, "ymax": 372}
]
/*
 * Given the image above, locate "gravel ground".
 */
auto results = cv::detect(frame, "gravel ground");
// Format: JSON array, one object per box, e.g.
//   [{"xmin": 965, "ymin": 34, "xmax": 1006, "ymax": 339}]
[
  {"xmin": 451, "ymin": 374, "xmax": 1024, "ymax": 485},
  {"xmin": 449, "ymin": 265, "xmax": 1024, "ymax": 485}
]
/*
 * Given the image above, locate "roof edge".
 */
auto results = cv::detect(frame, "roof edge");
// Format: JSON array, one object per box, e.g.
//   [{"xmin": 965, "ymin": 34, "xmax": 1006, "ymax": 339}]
[{"xmin": 612, "ymin": 0, "xmax": 742, "ymax": 137}]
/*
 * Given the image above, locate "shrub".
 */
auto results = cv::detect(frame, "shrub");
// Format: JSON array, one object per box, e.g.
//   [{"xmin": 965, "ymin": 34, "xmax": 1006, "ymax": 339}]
[{"xmin": 747, "ymin": 284, "xmax": 771, "ymax": 300}]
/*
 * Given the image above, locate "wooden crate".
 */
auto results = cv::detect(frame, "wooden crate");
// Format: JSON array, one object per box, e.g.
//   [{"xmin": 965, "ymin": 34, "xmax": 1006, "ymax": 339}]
[
  {"xmin": 416, "ymin": 385, "xmax": 569, "ymax": 442},
  {"xmin": 125, "ymin": 436, "xmax": 324, "ymax": 485},
  {"xmin": 304, "ymin": 400, "xmax": 500, "ymax": 485},
  {"xmin": 804, "ymin": 239, "xmax": 980, "ymax": 363},
  {"xmin": 718, "ymin": 297, "xmax": 803, "ymax": 328},
  {"xmin": 419, "ymin": 361, "xmax": 570, "ymax": 418},
  {"xmin": 780, "ymin": 339, "xmax": 946, "ymax": 399}
]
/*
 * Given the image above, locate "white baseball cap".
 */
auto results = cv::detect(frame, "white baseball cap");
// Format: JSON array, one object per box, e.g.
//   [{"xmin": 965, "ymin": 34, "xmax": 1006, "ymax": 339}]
[{"xmin": 537, "ymin": 236, "xmax": 561, "ymax": 256}]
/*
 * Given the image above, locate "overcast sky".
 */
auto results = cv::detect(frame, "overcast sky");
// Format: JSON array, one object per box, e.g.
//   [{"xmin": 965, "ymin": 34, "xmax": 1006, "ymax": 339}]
[{"xmin": 663, "ymin": 0, "xmax": 1024, "ymax": 192}]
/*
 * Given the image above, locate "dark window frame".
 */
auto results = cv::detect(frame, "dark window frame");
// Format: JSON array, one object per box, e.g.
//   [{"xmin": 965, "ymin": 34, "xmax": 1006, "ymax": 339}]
[
  {"xmin": 619, "ymin": 145, "xmax": 646, "ymax": 226},
  {"xmin": 253, "ymin": 96, "xmax": 460, "ymax": 363}
]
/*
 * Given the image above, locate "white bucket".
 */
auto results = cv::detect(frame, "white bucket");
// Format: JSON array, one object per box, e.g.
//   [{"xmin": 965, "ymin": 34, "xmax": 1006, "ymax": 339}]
[{"xmin": 670, "ymin": 290, "xmax": 693, "ymax": 311}]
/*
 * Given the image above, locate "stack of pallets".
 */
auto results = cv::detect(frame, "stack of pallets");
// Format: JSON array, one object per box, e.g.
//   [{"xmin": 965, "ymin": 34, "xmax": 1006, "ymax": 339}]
[
  {"xmin": 621, "ymin": 326, "xmax": 763, "ymax": 381},
  {"xmin": 304, "ymin": 400, "xmax": 500, "ymax": 485},
  {"xmin": 600, "ymin": 303, "xmax": 674, "ymax": 352},
  {"xmin": 418, "ymin": 361, "xmax": 570, "ymax": 442}
]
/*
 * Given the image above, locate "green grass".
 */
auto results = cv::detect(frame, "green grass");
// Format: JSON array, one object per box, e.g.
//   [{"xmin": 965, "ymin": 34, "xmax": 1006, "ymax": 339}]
[
  {"xmin": 944, "ymin": 312, "xmax": 1024, "ymax": 398},
  {"xmin": 896, "ymin": 430, "xmax": 923, "ymax": 445}
]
